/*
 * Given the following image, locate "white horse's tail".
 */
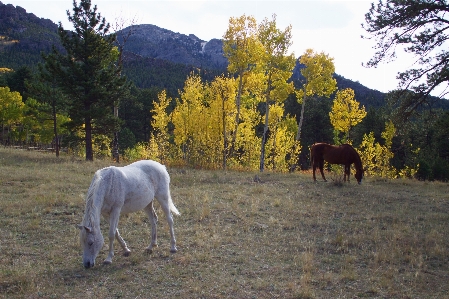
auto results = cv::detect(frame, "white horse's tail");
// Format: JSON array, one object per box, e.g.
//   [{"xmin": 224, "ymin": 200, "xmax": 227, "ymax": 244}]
[{"xmin": 168, "ymin": 195, "xmax": 180, "ymax": 216}]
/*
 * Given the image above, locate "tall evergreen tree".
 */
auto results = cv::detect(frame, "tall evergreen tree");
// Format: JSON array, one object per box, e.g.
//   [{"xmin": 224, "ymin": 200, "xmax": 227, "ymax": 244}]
[
  {"xmin": 363, "ymin": 0, "xmax": 449, "ymax": 115},
  {"xmin": 6, "ymin": 66, "xmax": 33, "ymax": 100},
  {"xmin": 43, "ymin": 0, "xmax": 130, "ymax": 161}
]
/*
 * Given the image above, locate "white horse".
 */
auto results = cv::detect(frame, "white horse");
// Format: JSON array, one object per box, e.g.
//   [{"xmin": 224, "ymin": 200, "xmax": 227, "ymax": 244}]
[{"xmin": 78, "ymin": 160, "xmax": 180, "ymax": 268}]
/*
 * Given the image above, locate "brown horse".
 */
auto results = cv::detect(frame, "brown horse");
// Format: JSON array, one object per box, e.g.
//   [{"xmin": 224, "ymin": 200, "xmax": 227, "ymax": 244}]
[{"xmin": 310, "ymin": 143, "xmax": 364, "ymax": 184}]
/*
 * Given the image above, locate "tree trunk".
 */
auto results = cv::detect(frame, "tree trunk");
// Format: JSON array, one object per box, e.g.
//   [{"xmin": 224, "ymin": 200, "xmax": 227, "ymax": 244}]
[
  {"xmin": 231, "ymin": 72, "xmax": 244, "ymax": 156},
  {"xmin": 296, "ymin": 94, "xmax": 307, "ymax": 141},
  {"xmin": 222, "ymin": 92, "xmax": 227, "ymax": 170},
  {"xmin": 51, "ymin": 101, "xmax": 60, "ymax": 157},
  {"xmin": 259, "ymin": 80, "xmax": 271, "ymax": 172},
  {"xmin": 112, "ymin": 105, "xmax": 119, "ymax": 162},
  {"xmin": 85, "ymin": 118, "xmax": 93, "ymax": 161}
]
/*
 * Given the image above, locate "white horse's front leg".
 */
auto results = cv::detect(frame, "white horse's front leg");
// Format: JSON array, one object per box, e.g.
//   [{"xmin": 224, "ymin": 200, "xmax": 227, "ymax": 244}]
[
  {"xmin": 115, "ymin": 228, "xmax": 131, "ymax": 257},
  {"xmin": 144, "ymin": 202, "xmax": 158, "ymax": 253},
  {"xmin": 104, "ymin": 212, "xmax": 120, "ymax": 265}
]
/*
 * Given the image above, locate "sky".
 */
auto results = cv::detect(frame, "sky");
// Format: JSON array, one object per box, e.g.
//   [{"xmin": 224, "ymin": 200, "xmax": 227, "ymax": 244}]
[{"xmin": 5, "ymin": 0, "xmax": 420, "ymax": 94}]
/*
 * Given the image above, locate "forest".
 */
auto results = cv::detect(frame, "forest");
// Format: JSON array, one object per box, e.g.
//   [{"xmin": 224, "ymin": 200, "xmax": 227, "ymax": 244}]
[{"xmin": 1, "ymin": 0, "xmax": 449, "ymax": 181}]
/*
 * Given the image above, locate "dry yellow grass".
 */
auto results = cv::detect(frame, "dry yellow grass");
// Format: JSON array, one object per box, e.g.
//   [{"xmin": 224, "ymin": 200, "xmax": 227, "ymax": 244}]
[{"xmin": 0, "ymin": 147, "xmax": 448, "ymax": 298}]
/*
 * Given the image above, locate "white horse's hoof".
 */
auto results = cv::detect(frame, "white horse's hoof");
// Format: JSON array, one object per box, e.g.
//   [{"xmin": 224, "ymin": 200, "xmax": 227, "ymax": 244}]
[
  {"xmin": 123, "ymin": 250, "xmax": 131, "ymax": 257},
  {"xmin": 170, "ymin": 248, "xmax": 178, "ymax": 253},
  {"xmin": 103, "ymin": 260, "xmax": 112, "ymax": 265}
]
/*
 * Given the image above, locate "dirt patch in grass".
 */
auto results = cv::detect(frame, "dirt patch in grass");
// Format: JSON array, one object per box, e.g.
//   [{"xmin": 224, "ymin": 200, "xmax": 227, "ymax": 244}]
[{"xmin": 0, "ymin": 147, "xmax": 448, "ymax": 298}]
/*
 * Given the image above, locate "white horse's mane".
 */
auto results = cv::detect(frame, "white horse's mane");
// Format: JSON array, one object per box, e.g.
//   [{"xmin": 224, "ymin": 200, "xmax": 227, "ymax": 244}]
[{"xmin": 82, "ymin": 172, "xmax": 105, "ymax": 228}]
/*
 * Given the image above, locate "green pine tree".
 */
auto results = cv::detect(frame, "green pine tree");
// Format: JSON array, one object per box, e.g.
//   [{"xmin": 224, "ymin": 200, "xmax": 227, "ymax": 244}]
[{"xmin": 43, "ymin": 0, "xmax": 130, "ymax": 160}]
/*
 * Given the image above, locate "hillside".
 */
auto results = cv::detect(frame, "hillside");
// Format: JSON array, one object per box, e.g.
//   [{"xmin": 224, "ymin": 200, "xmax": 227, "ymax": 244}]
[
  {"xmin": 0, "ymin": 2, "xmax": 60, "ymax": 70},
  {"xmin": 0, "ymin": 2, "xmax": 390, "ymax": 107},
  {"xmin": 121, "ymin": 51, "xmax": 225, "ymax": 96}
]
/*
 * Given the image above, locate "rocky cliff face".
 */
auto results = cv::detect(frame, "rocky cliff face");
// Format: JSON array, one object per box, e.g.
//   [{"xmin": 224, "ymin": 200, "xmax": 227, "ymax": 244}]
[
  {"xmin": 0, "ymin": 2, "xmax": 58, "ymax": 37},
  {"xmin": 117, "ymin": 24, "xmax": 227, "ymax": 70},
  {"xmin": 0, "ymin": 2, "xmax": 60, "ymax": 69}
]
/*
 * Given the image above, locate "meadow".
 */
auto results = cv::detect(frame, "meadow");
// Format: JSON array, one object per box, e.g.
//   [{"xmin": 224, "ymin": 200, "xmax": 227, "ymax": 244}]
[{"xmin": 0, "ymin": 147, "xmax": 448, "ymax": 298}]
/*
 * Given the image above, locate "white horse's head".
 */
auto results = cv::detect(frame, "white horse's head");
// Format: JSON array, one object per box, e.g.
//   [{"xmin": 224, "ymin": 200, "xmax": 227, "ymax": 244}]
[{"xmin": 78, "ymin": 225, "xmax": 104, "ymax": 268}]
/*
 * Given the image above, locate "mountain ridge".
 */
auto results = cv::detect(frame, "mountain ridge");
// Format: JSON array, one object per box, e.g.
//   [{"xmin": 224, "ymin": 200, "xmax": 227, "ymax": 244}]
[
  {"xmin": 117, "ymin": 24, "xmax": 227, "ymax": 70},
  {"xmin": 0, "ymin": 1, "xmax": 387, "ymax": 107}
]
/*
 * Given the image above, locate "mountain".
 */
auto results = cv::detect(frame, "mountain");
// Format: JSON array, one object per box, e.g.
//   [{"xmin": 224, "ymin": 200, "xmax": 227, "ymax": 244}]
[
  {"xmin": 0, "ymin": 1, "xmax": 60, "ymax": 70},
  {"xmin": 118, "ymin": 24, "xmax": 227, "ymax": 70},
  {"xmin": 334, "ymin": 74, "xmax": 386, "ymax": 107},
  {"xmin": 0, "ymin": 2, "xmax": 391, "ymax": 107}
]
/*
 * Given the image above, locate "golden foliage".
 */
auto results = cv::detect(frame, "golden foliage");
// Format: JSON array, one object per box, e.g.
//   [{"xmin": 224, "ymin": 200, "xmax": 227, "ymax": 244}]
[
  {"xmin": 296, "ymin": 49, "xmax": 337, "ymax": 101},
  {"xmin": 329, "ymin": 88, "xmax": 366, "ymax": 143},
  {"xmin": 358, "ymin": 121, "xmax": 397, "ymax": 178},
  {"xmin": 329, "ymin": 88, "xmax": 367, "ymax": 143}
]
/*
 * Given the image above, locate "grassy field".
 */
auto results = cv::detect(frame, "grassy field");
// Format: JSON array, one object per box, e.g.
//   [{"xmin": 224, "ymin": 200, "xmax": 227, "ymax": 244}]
[{"xmin": 0, "ymin": 147, "xmax": 448, "ymax": 298}]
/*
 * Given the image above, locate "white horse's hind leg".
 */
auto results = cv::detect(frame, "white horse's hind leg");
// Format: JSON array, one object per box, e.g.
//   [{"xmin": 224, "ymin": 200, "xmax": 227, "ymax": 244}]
[
  {"xmin": 115, "ymin": 228, "xmax": 131, "ymax": 256},
  {"xmin": 158, "ymin": 195, "xmax": 177, "ymax": 253},
  {"xmin": 166, "ymin": 211, "xmax": 177, "ymax": 253},
  {"xmin": 144, "ymin": 202, "xmax": 158, "ymax": 253}
]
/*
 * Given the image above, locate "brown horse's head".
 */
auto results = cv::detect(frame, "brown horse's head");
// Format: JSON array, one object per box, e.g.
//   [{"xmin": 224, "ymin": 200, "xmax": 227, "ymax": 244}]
[{"xmin": 355, "ymin": 168, "xmax": 364, "ymax": 184}]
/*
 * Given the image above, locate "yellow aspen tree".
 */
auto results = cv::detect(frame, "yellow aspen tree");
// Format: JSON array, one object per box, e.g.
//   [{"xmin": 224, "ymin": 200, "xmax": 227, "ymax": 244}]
[
  {"xmin": 264, "ymin": 103, "xmax": 284, "ymax": 170},
  {"xmin": 264, "ymin": 103, "xmax": 298, "ymax": 172},
  {"xmin": 194, "ymin": 83, "xmax": 215, "ymax": 168},
  {"xmin": 329, "ymin": 88, "xmax": 367, "ymax": 144},
  {"xmin": 208, "ymin": 76, "xmax": 237, "ymax": 169},
  {"xmin": 358, "ymin": 121, "xmax": 396, "ymax": 178},
  {"xmin": 150, "ymin": 90, "xmax": 171, "ymax": 163},
  {"xmin": 378, "ymin": 120, "xmax": 396, "ymax": 178},
  {"xmin": 171, "ymin": 74, "xmax": 205, "ymax": 164},
  {"xmin": 359, "ymin": 132, "xmax": 377, "ymax": 175},
  {"xmin": 235, "ymin": 102, "xmax": 261, "ymax": 170},
  {"xmin": 123, "ymin": 142, "xmax": 153, "ymax": 162},
  {"xmin": 0, "ymin": 87, "xmax": 24, "ymax": 144},
  {"xmin": 223, "ymin": 14, "xmax": 264, "ymax": 154},
  {"xmin": 257, "ymin": 14, "xmax": 296, "ymax": 172},
  {"xmin": 22, "ymin": 98, "xmax": 70, "ymax": 145},
  {"xmin": 226, "ymin": 71, "xmax": 264, "ymax": 170},
  {"xmin": 296, "ymin": 49, "xmax": 337, "ymax": 141}
]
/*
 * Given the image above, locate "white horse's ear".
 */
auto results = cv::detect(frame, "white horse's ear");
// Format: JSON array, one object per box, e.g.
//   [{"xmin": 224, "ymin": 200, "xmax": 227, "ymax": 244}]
[{"xmin": 77, "ymin": 225, "xmax": 92, "ymax": 233}]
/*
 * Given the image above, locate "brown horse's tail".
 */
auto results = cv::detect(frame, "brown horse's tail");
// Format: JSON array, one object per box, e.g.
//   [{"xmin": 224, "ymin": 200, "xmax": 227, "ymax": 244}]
[{"xmin": 310, "ymin": 144, "xmax": 315, "ymax": 168}]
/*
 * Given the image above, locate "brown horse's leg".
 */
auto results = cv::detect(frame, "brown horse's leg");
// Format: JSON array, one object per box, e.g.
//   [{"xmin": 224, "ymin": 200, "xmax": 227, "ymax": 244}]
[
  {"xmin": 344, "ymin": 164, "xmax": 350, "ymax": 182},
  {"xmin": 319, "ymin": 159, "xmax": 327, "ymax": 182}
]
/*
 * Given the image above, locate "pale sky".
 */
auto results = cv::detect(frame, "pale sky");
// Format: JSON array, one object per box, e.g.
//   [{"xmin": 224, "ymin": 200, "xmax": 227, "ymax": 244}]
[{"xmin": 5, "ymin": 0, "xmax": 420, "ymax": 94}]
